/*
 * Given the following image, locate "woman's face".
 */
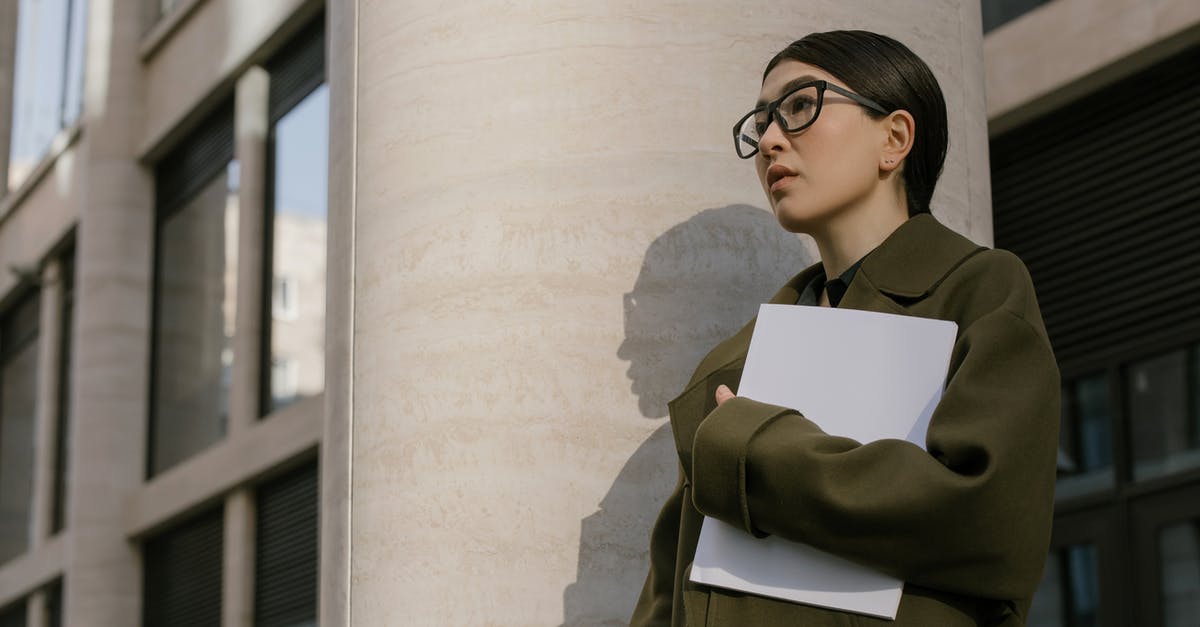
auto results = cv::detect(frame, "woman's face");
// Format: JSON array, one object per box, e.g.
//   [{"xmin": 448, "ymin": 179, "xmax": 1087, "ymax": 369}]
[{"xmin": 754, "ymin": 60, "xmax": 889, "ymax": 233}]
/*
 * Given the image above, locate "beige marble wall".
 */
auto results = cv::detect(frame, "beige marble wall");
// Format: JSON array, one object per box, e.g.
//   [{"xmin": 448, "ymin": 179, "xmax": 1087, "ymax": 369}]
[{"xmin": 330, "ymin": 1, "xmax": 989, "ymax": 624}]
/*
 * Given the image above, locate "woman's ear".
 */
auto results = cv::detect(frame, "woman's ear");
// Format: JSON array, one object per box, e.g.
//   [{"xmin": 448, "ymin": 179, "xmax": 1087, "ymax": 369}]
[{"xmin": 879, "ymin": 110, "xmax": 915, "ymax": 173}]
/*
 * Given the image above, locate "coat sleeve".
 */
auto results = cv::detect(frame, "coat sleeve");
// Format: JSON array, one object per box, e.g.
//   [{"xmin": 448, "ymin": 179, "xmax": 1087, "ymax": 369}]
[
  {"xmin": 689, "ymin": 302, "xmax": 1061, "ymax": 601},
  {"xmin": 630, "ymin": 463, "xmax": 685, "ymax": 627}
]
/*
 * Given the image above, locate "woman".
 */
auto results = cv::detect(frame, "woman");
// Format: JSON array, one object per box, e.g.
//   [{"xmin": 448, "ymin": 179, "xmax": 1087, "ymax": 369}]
[{"xmin": 631, "ymin": 31, "xmax": 1059, "ymax": 626}]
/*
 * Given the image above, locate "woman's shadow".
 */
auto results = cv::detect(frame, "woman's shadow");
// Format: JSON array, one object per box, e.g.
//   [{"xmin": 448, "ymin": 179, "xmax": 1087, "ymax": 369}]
[{"xmin": 561, "ymin": 205, "xmax": 812, "ymax": 625}]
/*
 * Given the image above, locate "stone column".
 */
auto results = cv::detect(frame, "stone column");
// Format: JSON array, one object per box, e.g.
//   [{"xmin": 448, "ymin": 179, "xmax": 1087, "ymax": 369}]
[
  {"xmin": 222, "ymin": 65, "xmax": 270, "ymax": 627},
  {"xmin": 64, "ymin": 0, "xmax": 154, "ymax": 624},
  {"xmin": 324, "ymin": 1, "xmax": 989, "ymax": 624}
]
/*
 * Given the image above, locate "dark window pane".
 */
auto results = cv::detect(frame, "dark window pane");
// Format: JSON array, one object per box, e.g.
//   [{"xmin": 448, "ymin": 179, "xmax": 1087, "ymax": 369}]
[
  {"xmin": 45, "ymin": 579, "xmax": 62, "ymax": 627},
  {"xmin": 1029, "ymin": 544, "xmax": 1101, "ymax": 627},
  {"xmin": 1192, "ymin": 346, "xmax": 1200, "ymax": 450},
  {"xmin": 1056, "ymin": 375, "xmax": 1114, "ymax": 498},
  {"xmin": 1160, "ymin": 519, "xmax": 1200, "ymax": 627},
  {"xmin": 0, "ymin": 599, "xmax": 26, "ymax": 627},
  {"xmin": 142, "ymin": 506, "xmax": 223, "ymax": 627},
  {"xmin": 151, "ymin": 161, "xmax": 238, "ymax": 475},
  {"xmin": 53, "ymin": 252, "xmax": 74, "ymax": 533},
  {"xmin": 981, "ymin": 0, "xmax": 1054, "ymax": 33},
  {"xmin": 1028, "ymin": 550, "xmax": 1065, "ymax": 626},
  {"xmin": 0, "ymin": 295, "xmax": 39, "ymax": 564},
  {"xmin": 255, "ymin": 462, "xmax": 318, "ymax": 627},
  {"xmin": 1129, "ymin": 350, "xmax": 1196, "ymax": 480},
  {"xmin": 266, "ymin": 83, "xmax": 328, "ymax": 414}
]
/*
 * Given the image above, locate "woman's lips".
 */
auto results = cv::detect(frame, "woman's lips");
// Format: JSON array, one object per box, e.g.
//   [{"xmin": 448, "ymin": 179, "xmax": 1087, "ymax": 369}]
[
  {"xmin": 770, "ymin": 175, "xmax": 797, "ymax": 193},
  {"xmin": 766, "ymin": 164, "xmax": 799, "ymax": 192}
]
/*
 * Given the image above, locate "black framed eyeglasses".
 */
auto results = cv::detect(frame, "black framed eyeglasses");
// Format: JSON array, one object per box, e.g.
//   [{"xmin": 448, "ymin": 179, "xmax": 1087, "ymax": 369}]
[{"xmin": 732, "ymin": 80, "xmax": 891, "ymax": 159}]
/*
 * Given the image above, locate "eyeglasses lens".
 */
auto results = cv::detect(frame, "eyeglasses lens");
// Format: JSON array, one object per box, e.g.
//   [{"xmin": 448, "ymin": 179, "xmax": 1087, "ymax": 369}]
[{"xmin": 736, "ymin": 85, "xmax": 820, "ymax": 158}]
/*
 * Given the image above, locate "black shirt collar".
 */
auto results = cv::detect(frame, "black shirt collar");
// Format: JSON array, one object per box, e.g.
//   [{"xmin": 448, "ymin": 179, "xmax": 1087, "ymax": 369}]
[{"xmin": 797, "ymin": 254, "xmax": 869, "ymax": 308}]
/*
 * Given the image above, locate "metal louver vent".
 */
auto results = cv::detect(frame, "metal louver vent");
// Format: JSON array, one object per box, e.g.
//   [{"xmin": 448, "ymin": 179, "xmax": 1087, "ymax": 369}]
[
  {"xmin": 991, "ymin": 45, "xmax": 1200, "ymax": 375},
  {"xmin": 267, "ymin": 16, "xmax": 326, "ymax": 125},
  {"xmin": 255, "ymin": 461, "xmax": 319, "ymax": 627},
  {"xmin": 142, "ymin": 506, "xmax": 224, "ymax": 627},
  {"xmin": 154, "ymin": 101, "xmax": 235, "ymax": 219}
]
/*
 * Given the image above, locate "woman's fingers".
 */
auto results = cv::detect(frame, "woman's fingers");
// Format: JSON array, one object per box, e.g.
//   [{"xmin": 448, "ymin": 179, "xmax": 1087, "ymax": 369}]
[{"xmin": 715, "ymin": 384, "xmax": 735, "ymax": 406}]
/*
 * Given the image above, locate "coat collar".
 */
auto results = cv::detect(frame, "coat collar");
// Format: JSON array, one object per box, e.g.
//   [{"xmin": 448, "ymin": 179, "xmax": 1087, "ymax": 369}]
[
  {"xmin": 857, "ymin": 213, "xmax": 985, "ymax": 299},
  {"xmin": 773, "ymin": 213, "xmax": 984, "ymax": 303}
]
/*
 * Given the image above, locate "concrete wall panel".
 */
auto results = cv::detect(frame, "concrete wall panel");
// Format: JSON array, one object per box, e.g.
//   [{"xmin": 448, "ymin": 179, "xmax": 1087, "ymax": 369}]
[{"xmin": 985, "ymin": 0, "xmax": 1200, "ymax": 135}]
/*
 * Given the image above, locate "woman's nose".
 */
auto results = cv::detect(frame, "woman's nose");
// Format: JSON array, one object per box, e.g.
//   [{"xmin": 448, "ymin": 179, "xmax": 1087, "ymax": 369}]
[{"xmin": 757, "ymin": 116, "xmax": 788, "ymax": 156}]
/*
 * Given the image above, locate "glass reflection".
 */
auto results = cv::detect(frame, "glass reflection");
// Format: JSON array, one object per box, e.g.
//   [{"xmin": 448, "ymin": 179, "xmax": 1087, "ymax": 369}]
[
  {"xmin": 8, "ymin": 0, "xmax": 87, "ymax": 190},
  {"xmin": 1159, "ymin": 520, "xmax": 1200, "ymax": 626},
  {"xmin": 1029, "ymin": 544, "xmax": 1100, "ymax": 627},
  {"xmin": 1056, "ymin": 375, "xmax": 1114, "ymax": 499},
  {"xmin": 151, "ymin": 161, "xmax": 239, "ymax": 475},
  {"xmin": 1128, "ymin": 350, "xmax": 1196, "ymax": 480},
  {"xmin": 266, "ymin": 83, "xmax": 328, "ymax": 414}
]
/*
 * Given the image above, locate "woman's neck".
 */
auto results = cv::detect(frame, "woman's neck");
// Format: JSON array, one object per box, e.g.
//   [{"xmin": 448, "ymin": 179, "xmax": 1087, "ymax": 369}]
[{"xmin": 810, "ymin": 200, "xmax": 909, "ymax": 278}]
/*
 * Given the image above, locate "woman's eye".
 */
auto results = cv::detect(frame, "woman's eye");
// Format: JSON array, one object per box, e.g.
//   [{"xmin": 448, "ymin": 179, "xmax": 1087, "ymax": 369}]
[
  {"xmin": 753, "ymin": 115, "xmax": 770, "ymax": 136},
  {"xmin": 787, "ymin": 98, "xmax": 814, "ymax": 114}
]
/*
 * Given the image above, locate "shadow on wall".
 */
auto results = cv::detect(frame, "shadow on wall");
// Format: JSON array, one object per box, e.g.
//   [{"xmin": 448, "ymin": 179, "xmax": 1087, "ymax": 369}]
[{"xmin": 561, "ymin": 204, "xmax": 813, "ymax": 626}]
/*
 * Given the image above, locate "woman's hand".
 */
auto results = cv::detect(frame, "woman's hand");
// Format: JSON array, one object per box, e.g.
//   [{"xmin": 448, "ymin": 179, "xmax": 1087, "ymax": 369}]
[{"xmin": 715, "ymin": 384, "xmax": 735, "ymax": 407}]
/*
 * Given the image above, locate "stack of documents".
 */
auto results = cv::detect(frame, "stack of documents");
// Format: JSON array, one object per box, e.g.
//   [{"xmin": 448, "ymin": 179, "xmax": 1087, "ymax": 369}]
[{"xmin": 689, "ymin": 304, "xmax": 958, "ymax": 620}]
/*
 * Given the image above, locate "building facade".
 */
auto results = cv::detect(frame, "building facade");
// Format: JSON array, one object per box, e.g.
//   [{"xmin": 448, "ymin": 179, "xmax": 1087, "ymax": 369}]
[
  {"xmin": 0, "ymin": 0, "xmax": 1193, "ymax": 625},
  {"xmin": 0, "ymin": 1, "xmax": 326, "ymax": 625},
  {"xmin": 983, "ymin": 1, "xmax": 1200, "ymax": 625}
]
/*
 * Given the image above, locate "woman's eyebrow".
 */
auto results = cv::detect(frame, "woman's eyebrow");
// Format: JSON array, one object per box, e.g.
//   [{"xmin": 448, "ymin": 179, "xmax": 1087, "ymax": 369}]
[{"xmin": 756, "ymin": 75, "xmax": 820, "ymax": 107}]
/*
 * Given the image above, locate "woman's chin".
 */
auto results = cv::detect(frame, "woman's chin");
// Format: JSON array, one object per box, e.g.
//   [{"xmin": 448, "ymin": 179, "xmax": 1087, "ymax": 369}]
[{"xmin": 771, "ymin": 205, "xmax": 823, "ymax": 234}]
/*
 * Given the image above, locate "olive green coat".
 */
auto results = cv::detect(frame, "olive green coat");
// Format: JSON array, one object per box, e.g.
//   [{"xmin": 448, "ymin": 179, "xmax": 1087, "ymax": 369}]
[{"xmin": 631, "ymin": 213, "xmax": 1060, "ymax": 626}]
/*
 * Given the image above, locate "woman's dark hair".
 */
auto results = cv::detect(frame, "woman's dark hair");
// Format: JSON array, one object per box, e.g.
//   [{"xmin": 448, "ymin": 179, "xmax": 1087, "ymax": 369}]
[{"xmin": 764, "ymin": 31, "xmax": 948, "ymax": 216}]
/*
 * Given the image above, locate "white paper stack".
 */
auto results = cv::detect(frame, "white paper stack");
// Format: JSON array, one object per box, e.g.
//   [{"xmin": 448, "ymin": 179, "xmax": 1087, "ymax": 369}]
[{"xmin": 689, "ymin": 304, "xmax": 958, "ymax": 620}]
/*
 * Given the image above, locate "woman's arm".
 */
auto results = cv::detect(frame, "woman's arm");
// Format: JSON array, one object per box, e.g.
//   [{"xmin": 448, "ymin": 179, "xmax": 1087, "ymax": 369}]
[{"xmin": 690, "ymin": 275, "xmax": 1060, "ymax": 601}]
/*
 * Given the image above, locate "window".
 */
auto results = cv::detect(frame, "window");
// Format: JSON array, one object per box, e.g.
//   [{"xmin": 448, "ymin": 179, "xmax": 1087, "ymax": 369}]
[
  {"xmin": 1029, "ymin": 544, "xmax": 1101, "ymax": 627},
  {"xmin": 1128, "ymin": 349, "xmax": 1199, "ymax": 480},
  {"xmin": 0, "ymin": 600, "xmax": 25, "ymax": 627},
  {"xmin": 149, "ymin": 102, "xmax": 237, "ymax": 476},
  {"xmin": 1158, "ymin": 519, "xmax": 1200, "ymax": 626},
  {"xmin": 270, "ymin": 358, "xmax": 298, "ymax": 409},
  {"xmin": 1055, "ymin": 374, "xmax": 1114, "ymax": 499},
  {"xmin": 7, "ymin": 0, "xmax": 87, "ymax": 191},
  {"xmin": 981, "ymin": 0, "xmax": 1054, "ymax": 33},
  {"xmin": 262, "ymin": 18, "xmax": 327, "ymax": 417},
  {"xmin": 53, "ymin": 249, "xmax": 73, "ymax": 533},
  {"xmin": 0, "ymin": 292, "xmax": 39, "ymax": 563},
  {"xmin": 142, "ymin": 505, "xmax": 224, "ymax": 627},
  {"xmin": 255, "ymin": 462, "xmax": 318, "ymax": 627},
  {"xmin": 153, "ymin": 0, "xmax": 185, "ymax": 22},
  {"xmin": 272, "ymin": 275, "xmax": 299, "ymax": 321}
]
